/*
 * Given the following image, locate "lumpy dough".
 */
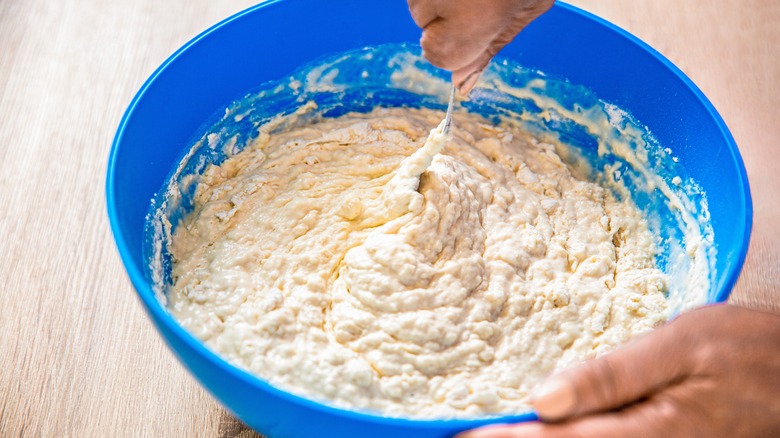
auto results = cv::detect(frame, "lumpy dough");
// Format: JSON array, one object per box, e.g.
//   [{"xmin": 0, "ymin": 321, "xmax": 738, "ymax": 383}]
[{"xmin": 169, "ymin": 107, "xmax": 668, "ymax": 418}]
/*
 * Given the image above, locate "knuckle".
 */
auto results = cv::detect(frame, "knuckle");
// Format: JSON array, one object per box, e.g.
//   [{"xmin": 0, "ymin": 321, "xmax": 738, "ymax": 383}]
[
  {"xmin": 575, "ymin": 358, "xmax": 621, "ymax": 413},
  {"xmin": 645, "ymin": 391, "xmax": 705, "ymax": 437},
  {"xmin": 407, "ymin": 0, "xmax": 428, "ymax": 27},
  {"xmin": 420, "ymin": 31, "xmax": 460, "ymax": 69},
  {"xmin": 592, "ymin": 358, "xmax": 620, "ymax": 402},
  {"xmin": 647, "ymin": 393, "xmax": 679, "ymax": 424}
]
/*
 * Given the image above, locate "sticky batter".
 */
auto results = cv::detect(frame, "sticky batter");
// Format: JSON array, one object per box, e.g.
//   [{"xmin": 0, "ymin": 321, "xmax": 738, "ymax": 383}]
[{"xmin": 168, "ymin": 106, "xmax": 668, "ymax": 418}]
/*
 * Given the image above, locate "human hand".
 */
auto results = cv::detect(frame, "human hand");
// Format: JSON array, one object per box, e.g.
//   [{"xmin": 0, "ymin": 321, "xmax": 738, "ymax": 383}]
[
  {"xmin": 457, "ymin": 304, "xmax": 780, "ymax": 438},
  {"xmin": 407, "ymin": 0, "xmax": 554, "ymax": 94}
]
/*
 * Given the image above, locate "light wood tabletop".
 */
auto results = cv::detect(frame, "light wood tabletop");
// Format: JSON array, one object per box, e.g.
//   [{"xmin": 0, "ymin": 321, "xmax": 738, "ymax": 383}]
[{"xmin": 1, "ymin": 0, "xmax": 778, "ymax": 436}]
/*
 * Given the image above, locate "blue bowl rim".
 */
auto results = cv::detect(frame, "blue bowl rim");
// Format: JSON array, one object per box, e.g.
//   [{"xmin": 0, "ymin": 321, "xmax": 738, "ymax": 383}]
[{"xmin": 105, "ymin": 0, "xmax": 753, "ymax": 429}]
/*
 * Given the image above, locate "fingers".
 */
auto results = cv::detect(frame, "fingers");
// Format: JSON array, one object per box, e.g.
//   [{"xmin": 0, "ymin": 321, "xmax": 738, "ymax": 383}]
[
  {"xmin": 420, "ymin": 13, "xmax": 501, "ymax": 72},
  {"xmin": 407, "ymin": 0, "xmax": 440, "ymax": 29},
  {"xmin": 414, "ymin": 0, "xmax": 555, "ymax": 95},
  {"xmin": 457, "ymin": 305, "xmax": 780, "ymax": 438},
  {"xmin": 410, "ymin": 0, "xmax": 491, "ymax": 72},
  {"xmin": 450, "ymin": 23, "xmax": 521, "ymax": 94},
  {"xmin": 452, "ymin": 61, "xmax": 487, "ymax": 96},
  {"xmin": 456, "ymin": 390, "xmax": 685, "ymax": 438},
  {"xmin": 411, "ymin": 0, "xmax": 486, "ymax": 76},
  {"xmin": 530, "ymin": 311, "xmax": 704, "ymax": 421}
]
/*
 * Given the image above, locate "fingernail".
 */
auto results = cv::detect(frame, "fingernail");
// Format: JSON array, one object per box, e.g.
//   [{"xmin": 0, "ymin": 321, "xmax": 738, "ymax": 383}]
[
  {"xmin": 456, "ymin": 69, "xmax": 483, "ymax": 96},
  {"xmin": 531, "ymin": 376, "xmax": 576, "ymax": 421}
]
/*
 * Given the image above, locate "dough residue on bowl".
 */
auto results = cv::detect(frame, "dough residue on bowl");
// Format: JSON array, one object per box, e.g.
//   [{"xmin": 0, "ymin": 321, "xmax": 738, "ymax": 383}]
[{"xmin": 167, "ymin": 106, "xmax": 670, "ymax": 418}]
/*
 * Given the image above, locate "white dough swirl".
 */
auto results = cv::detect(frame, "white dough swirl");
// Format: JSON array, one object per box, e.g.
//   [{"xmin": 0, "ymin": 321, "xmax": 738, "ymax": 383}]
[{"xmin": 169, "ymin": 107, "xmax": 667, "ymax": 418}]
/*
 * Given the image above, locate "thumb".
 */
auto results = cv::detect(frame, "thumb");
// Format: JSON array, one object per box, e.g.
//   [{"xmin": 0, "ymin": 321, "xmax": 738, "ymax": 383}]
[{"xmin": 530, "ymin": 310, "xmax": 702, "ymax": 421}]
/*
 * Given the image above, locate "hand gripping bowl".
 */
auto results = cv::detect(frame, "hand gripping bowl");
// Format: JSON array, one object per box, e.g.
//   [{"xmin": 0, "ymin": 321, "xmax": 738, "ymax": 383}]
[{"xmin": 106, "ymin": 1, "xmax": 752, "ymax": 437}]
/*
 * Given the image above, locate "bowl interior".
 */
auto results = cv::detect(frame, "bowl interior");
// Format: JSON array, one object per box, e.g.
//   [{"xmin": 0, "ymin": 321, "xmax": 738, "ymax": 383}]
[{"xmin": 107, "ymin": 1, "xmax": 751, "ymax": 436}]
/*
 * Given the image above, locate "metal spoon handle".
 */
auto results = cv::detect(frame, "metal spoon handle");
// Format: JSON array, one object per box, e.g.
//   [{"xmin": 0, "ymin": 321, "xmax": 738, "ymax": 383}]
[{"xmin": 443, "ymin": 84, "xmax": 455, "ymax": 135}]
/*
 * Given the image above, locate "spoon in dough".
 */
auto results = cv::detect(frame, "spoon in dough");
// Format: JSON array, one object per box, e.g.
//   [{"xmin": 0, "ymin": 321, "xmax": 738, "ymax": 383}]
[
  {"xmin": 359, "ymin": 84, "xmax": 455, "ymax": 226},
  {"xmin": 442, "ymin": 84, "xmax": 455, "ymax": 135}
]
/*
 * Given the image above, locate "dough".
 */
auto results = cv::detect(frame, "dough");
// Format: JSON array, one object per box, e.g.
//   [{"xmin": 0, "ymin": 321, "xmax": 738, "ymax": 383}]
[{"xmin": 168, "ymin": 106, "xmax": 668, "ymax": 418}]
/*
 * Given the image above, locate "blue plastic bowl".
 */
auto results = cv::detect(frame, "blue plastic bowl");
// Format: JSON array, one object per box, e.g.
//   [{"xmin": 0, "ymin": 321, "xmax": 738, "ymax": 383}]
[{"xmin": 106, "ymin": 1, "xmax": 752, "ymax": 437}]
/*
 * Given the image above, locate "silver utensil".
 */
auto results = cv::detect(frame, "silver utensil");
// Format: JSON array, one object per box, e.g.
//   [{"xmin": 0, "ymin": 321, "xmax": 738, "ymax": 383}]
[{"xmin": 443, "ymin": 84, "xmax": 455, "ymax": 135}]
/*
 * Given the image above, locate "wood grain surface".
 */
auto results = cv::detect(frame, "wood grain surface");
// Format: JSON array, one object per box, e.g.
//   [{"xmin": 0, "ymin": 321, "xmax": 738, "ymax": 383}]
[{"xmin": 1, "ymin": 0, "xmax": 777, "ymax": 436}]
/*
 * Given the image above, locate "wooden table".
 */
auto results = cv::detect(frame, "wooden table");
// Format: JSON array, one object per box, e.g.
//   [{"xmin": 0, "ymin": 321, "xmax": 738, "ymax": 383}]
[{"xmin": 1, "ymin": 0, "xmax": 777, "ymax": 435}]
